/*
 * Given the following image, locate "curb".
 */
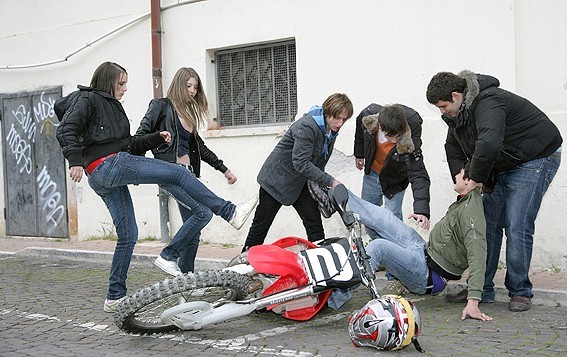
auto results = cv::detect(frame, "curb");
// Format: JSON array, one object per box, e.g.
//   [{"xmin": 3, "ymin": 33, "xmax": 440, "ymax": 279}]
[
  {"xmin": 6, "ymin": 247, "xmax": 567, "ymax": 308},
  {"xmin": 9, "ymin": 247, "xmax": 230, "ymax": 271}
]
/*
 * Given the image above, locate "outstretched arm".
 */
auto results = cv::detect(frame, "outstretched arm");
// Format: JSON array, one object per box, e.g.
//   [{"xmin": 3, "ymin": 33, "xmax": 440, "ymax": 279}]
[{"xmin": 461, "ymin": 298, "xmax": 493, "ymax": 321}]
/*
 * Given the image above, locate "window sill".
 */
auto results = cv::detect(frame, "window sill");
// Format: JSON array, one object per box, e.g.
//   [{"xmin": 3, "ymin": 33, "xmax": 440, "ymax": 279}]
[{"xmin": 201, "ymin": 124, "xmax": 291, "ymax": 138}]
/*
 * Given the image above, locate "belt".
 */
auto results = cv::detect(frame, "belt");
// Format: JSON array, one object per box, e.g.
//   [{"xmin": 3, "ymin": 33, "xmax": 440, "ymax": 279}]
[
  {"xmin": 424, "ymin": 247, "xmax": 461, "ymax": 281},
  {"xmin": 425, "ymin": 270, "xmax": 434, "ymax": 295},
  {"xmin": 176, "ymin": 163, "xmax": 193, "ymax": 172},
  {"xmin": 85, "ymin": 153, "xmax": 118, "ymax": 174}
]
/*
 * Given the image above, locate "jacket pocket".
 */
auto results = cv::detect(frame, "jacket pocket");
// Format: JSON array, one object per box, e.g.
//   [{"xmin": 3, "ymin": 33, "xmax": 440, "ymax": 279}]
[{"xmin": 495, "ymin": 149, "xmax": 525, "ymax": 171}]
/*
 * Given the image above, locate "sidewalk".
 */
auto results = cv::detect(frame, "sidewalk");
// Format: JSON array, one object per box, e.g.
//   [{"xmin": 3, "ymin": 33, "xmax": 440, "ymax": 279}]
[{"xmin": 1, "ymin": 236, "xmax": 566, "ymax": 307}]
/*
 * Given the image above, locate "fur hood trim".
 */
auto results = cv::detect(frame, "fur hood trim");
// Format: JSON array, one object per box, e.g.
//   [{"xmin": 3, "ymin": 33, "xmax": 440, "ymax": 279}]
[
  {"xmin": 458, "ymin": 70, "xmax": 480, "ymax": 109},
  {"xmin": 362, "ymin": 114, "xmax": 415, "ymax": 154}
]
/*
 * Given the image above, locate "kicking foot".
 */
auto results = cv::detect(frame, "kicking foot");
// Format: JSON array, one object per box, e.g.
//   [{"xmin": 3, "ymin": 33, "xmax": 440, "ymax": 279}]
[{"xmin": 229, "ymin": 195, "xmax": 259, "ymax": 230}]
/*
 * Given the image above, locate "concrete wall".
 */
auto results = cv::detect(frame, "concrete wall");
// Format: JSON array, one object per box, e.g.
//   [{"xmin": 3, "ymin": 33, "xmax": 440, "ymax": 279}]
[{"xmin": 1, "ymin": 0, "xmax": 566, "ymax": 270}]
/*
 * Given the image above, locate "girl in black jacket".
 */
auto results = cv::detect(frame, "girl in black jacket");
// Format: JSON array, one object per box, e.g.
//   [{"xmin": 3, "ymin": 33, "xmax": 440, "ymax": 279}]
[
  {"xmin": 56, "ymin": 62, "xmax": 256, "ymax": 313},
  {"xmin": 136, "ymin": 67, "xmax": 239, "ymax": 275}
]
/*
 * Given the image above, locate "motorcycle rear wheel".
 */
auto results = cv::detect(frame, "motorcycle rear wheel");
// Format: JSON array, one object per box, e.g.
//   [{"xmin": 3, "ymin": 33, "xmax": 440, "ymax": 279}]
[{"xmin": 115, "ymin": 270, "xmax": 251, "ymax": 335}]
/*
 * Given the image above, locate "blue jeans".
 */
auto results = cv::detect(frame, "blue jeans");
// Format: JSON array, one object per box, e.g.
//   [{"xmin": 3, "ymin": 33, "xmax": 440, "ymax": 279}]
[
  {"xmin": 161, "ymin": 183, "xmax": 213, "ymax": 273},
  {"xmin": 483, "ymin": 150, "xmax": 561, "ymax": 300},
  {"xmin": 361, "ymin": 169, "xmax": 405, "ymax": 240},
  {"xmin": 87, "ymin": 152, "xmax": 235, "ymax": 300},
  {"xmin": 347, "ymin": 190, "xmax": 429, "ymax": 294}
]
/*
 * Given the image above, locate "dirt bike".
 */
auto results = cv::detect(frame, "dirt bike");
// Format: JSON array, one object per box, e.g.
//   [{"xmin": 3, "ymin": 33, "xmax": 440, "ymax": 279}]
[{"xmin": 114, "ymin": 184, "xmax": 380, "ymax": 334}]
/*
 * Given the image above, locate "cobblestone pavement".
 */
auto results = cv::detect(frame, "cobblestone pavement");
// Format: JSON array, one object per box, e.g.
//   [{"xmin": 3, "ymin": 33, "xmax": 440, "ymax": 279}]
[{"xmin": 1, "ymin": 253, "xmax": 566, "ymax": 357}]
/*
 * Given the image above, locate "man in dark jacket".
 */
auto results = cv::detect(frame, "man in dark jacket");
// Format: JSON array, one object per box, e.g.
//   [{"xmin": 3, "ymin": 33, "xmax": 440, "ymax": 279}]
[
  {"xmin": 426, "ymin": 70, "xmax": 562, "ymax": 312},
  {"xmin": 354, "ymin": 103, "xmax": 431, "ymax": 236}
]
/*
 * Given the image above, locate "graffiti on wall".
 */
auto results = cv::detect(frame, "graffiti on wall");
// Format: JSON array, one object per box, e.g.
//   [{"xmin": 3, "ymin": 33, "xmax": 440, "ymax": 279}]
[{"xmin": 1, "ymin": 88, "xmax": 68, "ymax": 237}]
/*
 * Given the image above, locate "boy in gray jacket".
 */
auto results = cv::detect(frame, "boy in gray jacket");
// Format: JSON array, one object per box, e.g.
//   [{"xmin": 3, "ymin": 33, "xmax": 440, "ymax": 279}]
[{"xmin": 242, "ymin": 93, "xmax": 353, "ymax": 252}]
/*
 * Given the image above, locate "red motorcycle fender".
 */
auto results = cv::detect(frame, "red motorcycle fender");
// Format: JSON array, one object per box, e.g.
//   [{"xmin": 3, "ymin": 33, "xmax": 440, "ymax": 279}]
[
  {"xmin": 282, "ymin": 290, "xmax": 332, "ymax": 321},
  {"xmin": 271, "ymin": 236, "xmax": 318, "ymax": 250},
  {"xmin": 247, "ymin": 243, "xmax": 309, "ymax": 287},
  {"xmin": 248, "ymin": 236, "xmax": 332, "ymax": 320}
]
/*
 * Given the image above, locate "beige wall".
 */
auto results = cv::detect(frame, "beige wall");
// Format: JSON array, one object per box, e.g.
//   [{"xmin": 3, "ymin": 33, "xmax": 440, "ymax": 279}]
[{"xmin": 1, "ymin": 0, "xmax": 566, "ymax": 270}]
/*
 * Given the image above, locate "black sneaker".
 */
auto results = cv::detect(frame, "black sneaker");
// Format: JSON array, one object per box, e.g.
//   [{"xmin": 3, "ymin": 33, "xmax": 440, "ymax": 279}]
[
  {"xmin": 446, "ymin": 288, "xmax": 495, "ymax": 303},
  {"xmin": 445, "ymin": 288, "xmax": 468, "ymax": 303}
]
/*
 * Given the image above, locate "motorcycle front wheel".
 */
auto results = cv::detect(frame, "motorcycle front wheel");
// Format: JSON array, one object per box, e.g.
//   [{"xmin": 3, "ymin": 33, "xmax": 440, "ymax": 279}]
[{"xmin": 114, "ymin": 270, "xmax": 252, "ymax": 335}]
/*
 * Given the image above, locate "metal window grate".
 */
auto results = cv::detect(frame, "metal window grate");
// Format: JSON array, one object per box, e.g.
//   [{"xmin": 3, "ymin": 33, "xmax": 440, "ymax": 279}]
[{"xmin": 216, "ymin": 41, "xmax": 297, "ymax": 127}]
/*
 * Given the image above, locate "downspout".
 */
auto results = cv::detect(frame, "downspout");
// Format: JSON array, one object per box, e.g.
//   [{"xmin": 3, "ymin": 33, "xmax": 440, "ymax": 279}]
[{"xmin": 150, "ymin": 0, "xmax": 170, "ymax": 243}]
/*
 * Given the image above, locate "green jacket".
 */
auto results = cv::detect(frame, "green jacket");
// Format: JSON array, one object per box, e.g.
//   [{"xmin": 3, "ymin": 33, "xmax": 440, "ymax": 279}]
[{"xmin": 426, "ymin": 189, "xmax": 487, "ymax": 300}]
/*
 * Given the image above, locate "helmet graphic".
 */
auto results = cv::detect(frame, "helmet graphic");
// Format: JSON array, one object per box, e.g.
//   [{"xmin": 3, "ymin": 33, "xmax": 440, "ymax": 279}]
[{"xmin": 348, "ymin": 295, "xmax": 423, "ymax": 351}]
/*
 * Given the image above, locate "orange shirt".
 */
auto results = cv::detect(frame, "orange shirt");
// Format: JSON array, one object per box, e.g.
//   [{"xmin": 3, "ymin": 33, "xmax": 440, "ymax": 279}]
[{"xmin": 371, "ymin": 131, "xmax": 395, "ymax": 173}]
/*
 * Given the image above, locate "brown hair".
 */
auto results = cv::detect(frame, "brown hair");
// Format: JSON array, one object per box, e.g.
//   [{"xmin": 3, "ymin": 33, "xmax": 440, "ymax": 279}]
[
  {"xmin": 322, "ymin": 93, "xmax": 353, "ymax": 120},
  {"xmin": 378, "ymin": 104, "xmax": 407, "ymax": 136},
  {"xmin": 90, "ymin": 62, "xmax": 127, "ymax": 97}
]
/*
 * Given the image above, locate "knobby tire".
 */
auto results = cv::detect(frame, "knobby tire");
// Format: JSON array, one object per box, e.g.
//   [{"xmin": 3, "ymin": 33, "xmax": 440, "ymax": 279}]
[{"xmin": 114, "ymin": 270, "xmax": 251, "ymax": 335}]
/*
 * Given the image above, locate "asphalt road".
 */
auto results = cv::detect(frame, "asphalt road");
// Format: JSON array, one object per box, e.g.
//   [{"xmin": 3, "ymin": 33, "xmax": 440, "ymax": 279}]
[{"xmin": 1, "ymin": 254, "xmax": 566, "ymax": 356}]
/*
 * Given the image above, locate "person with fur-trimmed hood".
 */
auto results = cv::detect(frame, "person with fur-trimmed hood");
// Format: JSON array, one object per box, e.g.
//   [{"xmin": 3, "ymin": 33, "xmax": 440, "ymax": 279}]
[
  {"xmin": 426, "ymin": 70, "xmax": 562, "ymax": 312},
  {"xmin": 354, "ymin": 103, "xmax": 431, "ymax": 237}
]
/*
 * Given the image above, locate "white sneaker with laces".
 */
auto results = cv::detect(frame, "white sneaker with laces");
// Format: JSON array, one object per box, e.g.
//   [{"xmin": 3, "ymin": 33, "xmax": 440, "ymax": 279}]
[
  {"xmin": 154, "ymin": 256, "xmax": 182, "ymax": 276},
  {"xmin": 103, "ymin": 296, "xmax": 125, "ymax": 313},
  {"xmin": 229, "ymin": 195, "xmax": 259, "ymax": 230}
]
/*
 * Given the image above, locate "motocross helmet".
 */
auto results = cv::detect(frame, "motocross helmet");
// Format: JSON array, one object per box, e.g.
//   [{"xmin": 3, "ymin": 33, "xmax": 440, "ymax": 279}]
[
  {"xmin": 348, "ymin": 295, "xmax": 423, "ymax": 351},
  {"xmin": 307, "ymin": 180, "xmax": 336, "ymax": 218}
]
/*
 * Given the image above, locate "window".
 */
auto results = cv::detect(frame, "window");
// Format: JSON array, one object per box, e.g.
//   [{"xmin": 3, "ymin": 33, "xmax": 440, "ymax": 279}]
[{"xmin": 216, "ymin": 40, "xmax": 297, "ymax": 127}]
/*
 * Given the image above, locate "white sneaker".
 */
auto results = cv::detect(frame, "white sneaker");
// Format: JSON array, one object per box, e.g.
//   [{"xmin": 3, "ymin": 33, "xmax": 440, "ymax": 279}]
[
  {"xmin": 154, "ymin": 256, "xmax": 182, "ymax": 276},
  {"xmin": 229, "ymin": 195, "xmax": 259, "ymax": 230},
  {"xmin": 103, "ymin": 297, "xmax": 125, "ymax": 313}
]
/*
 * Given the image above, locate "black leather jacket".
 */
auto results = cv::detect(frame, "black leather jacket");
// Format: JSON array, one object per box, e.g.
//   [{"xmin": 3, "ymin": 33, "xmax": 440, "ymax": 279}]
[
  {"xmin": 135, "ymin": 98, "xmax": 227, "ymax": 177},
  {"xmin": 354, "ymin": 103, "xmax": 431, "ymax": 218},
  {"xmin": 444, "ymin": 71, "xmax": 562, "ymax": 184},
  {"xmin": 55, "ymin": 86, "xmax": 164, "ymax": 168}
]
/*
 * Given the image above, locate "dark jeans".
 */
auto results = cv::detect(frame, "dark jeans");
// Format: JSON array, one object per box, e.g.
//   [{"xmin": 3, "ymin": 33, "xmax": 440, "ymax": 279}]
[
  {"xmin": 87, "ymin": 152, "xmax": 235, "ymax": 300},
  {"xmin": 242, "ymin": 184, "xmax": 324, "ymax": 251},
  {"xmin": 160, "ymin": 183, "xmax": 213, "ymax": 273},
  {"xmin": 483, "ymin": 149, "xmax": 561, "ymax": 300}
]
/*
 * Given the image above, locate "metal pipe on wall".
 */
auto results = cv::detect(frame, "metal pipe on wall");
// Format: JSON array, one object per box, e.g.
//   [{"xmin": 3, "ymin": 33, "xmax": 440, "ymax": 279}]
[{"xmin": 150, "ymin": 0, "xmax": 170, "ymax": 243}]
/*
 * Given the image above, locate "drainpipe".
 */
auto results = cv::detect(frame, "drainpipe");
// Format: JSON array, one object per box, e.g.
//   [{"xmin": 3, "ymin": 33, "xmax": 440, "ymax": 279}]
[{"xmin": 150, "ymin": 0, "xmax": 170, "ymax": 243}]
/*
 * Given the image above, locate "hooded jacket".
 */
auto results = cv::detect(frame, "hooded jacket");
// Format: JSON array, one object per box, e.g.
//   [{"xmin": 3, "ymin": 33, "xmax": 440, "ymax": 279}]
[
  {"xmin": 258, "ymin": 112, "xmax": 336, "ymax": 206},
  {"xmin": 55, "ymin": 85, "xmax": 164, "ymax": 168},
  {"xmin": 135, "ymin": 98, "xmax": 227, "ymax": 178},
  {"xmin": 443, "ymin": 70, "xmax": 562, "ymax": 184},
  {"xmin": 354, "ymin": 103, "xmax": 431, "ymax": 218}
]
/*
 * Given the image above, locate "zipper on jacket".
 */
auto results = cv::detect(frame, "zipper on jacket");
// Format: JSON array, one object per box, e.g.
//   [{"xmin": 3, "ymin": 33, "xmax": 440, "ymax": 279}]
[{"xmin": 469, "ymin": 216, "xmax": 477, "ymax": 240}]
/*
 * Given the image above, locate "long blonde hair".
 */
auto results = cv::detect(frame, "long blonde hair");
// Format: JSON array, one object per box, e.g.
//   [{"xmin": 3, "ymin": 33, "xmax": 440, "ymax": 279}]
[{"xmin": 167, "ymin": 67, "xmax": 209, "ymax": 132}]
